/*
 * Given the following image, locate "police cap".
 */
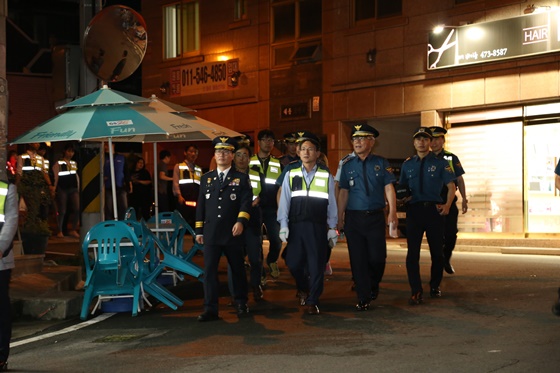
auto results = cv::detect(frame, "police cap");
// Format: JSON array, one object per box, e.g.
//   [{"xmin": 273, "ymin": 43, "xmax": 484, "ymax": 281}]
[
  {"xmin": 212, "ymin": 136, "xmax": 237, "ymax": 151},
  {"xmin": 413, "ymin": 126, "xmax": 433, "ymax": 138},
  {"xmin": 429, "ymin": 126, "xmax": 447, "ymax": 137},
  {"xmin": 283, "ymin": 132, "xmax": 298, "ymax": 143},
  {"xmin": 351, "ymin": 122, "xmax": 379, "ymax": 138},
  {"xmin": 295, "ymin": 131, "xmax": 320, "ymax": 150},
  {"xmin": 234, "ymin": 134, "xmax": 252, "ymax": 147}
]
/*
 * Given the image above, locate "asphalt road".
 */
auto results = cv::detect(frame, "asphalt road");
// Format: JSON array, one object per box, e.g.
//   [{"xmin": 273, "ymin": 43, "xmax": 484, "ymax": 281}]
[{"xmin": 8, "ymin": 246, "xmax": 560, "ymax": 373}]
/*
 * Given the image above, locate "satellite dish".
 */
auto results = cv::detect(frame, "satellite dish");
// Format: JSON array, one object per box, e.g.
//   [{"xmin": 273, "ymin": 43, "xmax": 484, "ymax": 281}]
[{"xmin": 83, "ymin": 5, "xmax": 147, "ymax": 83}]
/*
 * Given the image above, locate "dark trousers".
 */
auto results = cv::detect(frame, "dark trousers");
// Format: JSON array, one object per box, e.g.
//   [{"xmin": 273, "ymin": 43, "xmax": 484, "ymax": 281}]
[
  {"xmin": 345, "ymin": 210, "xmax": 387, "ymax": 302},
  {"xmin": 203, "ymin": 243, "xmax": 248, "ymax": 315},
  {"xmin": 0, "ymin": 269, "xmax": 11, "ymax": 363},
  {"xmin": 55, "ymin": 187, "xmax": 80, "ymax": 233},
  {"xmin": 228, "ymin": 227, "xmax": 264, "ymax": 293},
  {"xmin": 285, "ymin": 221, "xmax": 327, "ymax": 306},
  {"xmin": 443, "ymin": 202, "xmax": 459, "ymax": 262},
  {"xmin": 405, "ymin": 204, "xmax": 445, "ymax": 294},
  {"xmin": 177, "ymin": 204, "xmax": 196, "ymax": 230},
  {"xmin": 262, "ymin": 209, "xmax": 282, "ymax": 264}
]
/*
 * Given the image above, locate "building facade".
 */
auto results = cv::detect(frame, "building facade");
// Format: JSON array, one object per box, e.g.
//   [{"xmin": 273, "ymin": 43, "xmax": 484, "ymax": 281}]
[{"xmin": 140, "ymin": 0, "xmax": 560, "ymax": 237}]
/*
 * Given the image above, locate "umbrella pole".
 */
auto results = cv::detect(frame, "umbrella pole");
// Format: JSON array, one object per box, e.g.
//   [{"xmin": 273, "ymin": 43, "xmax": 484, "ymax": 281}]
[
  {"xmin": 153, "ymin": 142, "xmax": 159, "ymax": 229},
  {"xmin": 108, "ymin": 138, "xmax": 118, "ymax": 220}
]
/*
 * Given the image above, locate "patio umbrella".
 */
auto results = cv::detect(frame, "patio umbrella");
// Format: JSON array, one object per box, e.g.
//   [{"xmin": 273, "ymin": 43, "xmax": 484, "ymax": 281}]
[
  {"xmin": 57, "ymin": 85, "xmax": 151, "ymax": 109},
  {"xmin": 147, "ymin": 94, "xmax": 195, "ymax": 113},
  {"xmin": 11, "ymin": 102, "xmax": 243, "ymax": 221}
]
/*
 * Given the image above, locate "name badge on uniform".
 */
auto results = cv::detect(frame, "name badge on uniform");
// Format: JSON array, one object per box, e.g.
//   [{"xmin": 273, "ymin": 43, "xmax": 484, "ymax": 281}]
[
  {"xmin": 270, "ymin": 166, "xmax": 279, "ymax": 173},
  {"xmin": 206, "ymin": 193, "xmax": 210, "ymax": 199},
  {"xmin": 230, "ymin": 193, "xmax": 237, "ymax": 201},
  {"xmin": 316, "ymin": 179, "xmax": 326, "ymax": 187},
  {"xmin": 349, "ymin": 178, "xmax": 354, "ymax": 187}
]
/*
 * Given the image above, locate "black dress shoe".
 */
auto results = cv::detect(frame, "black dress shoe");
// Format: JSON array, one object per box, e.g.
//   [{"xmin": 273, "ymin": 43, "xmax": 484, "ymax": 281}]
[
  {"xmin": 197, "ymin": 312, "xmax": 219, "ymax": 322},
  {"xmin": 253, "ymin": 285, "xmax": 264, "ymax": 301},
  {"xmin": 444, "ymin": 262, "xmax": 455, "ymax": 274},
  {"xmin": 237, "ymin": 304, "xmax": 249, "ymax": 316},
  {"xmin": 371, "ymin": 284, "xmax": 380, "ymax": 300},
  {"xmin": 430, "ymin": 287, "xmax": 442, "ymax": 298},
  {"xmin": 296, "ymin": 290, "xmax": 308, "ymax": 306},
  {"xmin": 306, "ymin": 304, "xmax": 320, "ymax": 315},
  {"xmin": 355, "ymin": 300, "xmax": 370, "ymax": 311},
  {"xmin": 0, "ymin": 361, "xmax": 7, "ymax": 371},
  {"xmin": 409, "ymin": 291, "xmax": 423, "ymax": 305}
]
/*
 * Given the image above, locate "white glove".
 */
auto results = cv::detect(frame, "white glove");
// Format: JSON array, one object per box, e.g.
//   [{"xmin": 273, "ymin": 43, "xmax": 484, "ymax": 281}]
[
  {"xmin": 327, "ymin": 229, "xmax": 338, "ymax": 248},
  {"xmin": 279, "ymin": 227, "xmax": 289, "ymax": 243}
]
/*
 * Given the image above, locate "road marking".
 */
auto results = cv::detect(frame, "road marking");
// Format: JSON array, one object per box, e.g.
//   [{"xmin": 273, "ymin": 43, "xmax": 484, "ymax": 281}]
[{"xmin": 10, "ymin": 313, "xmax": 115, "ymax": 347}]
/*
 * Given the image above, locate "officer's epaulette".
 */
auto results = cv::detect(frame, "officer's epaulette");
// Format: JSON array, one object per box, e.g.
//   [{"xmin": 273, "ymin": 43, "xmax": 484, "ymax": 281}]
[
  {"xmin": 340, "ymin": 153, "xmax": 354, "ymax": 166},
  {"xmin": 403, "ymin": 156, "xmax": 412, "ymax": 162},
  {"xmin": 288, "ymin": 159, "xmax": 299, "ymax": 165}
]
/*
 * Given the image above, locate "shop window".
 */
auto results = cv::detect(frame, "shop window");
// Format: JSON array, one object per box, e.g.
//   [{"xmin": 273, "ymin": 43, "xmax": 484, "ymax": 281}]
[
  {"xmin": 355, "ymin": 0, "xmax": 402, "ymax": 22},
  {"xmin": 163, "ymin": 1, "xmax": 200, "ymax": 60},
  {"xmin": 271, "ymin": 0, "xmax": 321, "ymax": 67}
]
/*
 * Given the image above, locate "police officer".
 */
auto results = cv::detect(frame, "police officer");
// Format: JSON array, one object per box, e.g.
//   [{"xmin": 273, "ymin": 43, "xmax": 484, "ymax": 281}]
[
  {"xmin": 229, "ymin": 137, "xmax": 265, "ymax": 300},
  {"xmin": 195, "ymin": 136, "xmax": 252, "ymax": 321},
  {"xmin": 277, "ymin": 131, "xmax": 338, "ymax": 315},
  {"xmin": 173, "ymin": 144, "xmax": 202, "ymax": 228},
  {"xmin": 249, "ymin": 130, "xmax": 283, "ymax": 279},
  {"xmin": 279, "ymin": 132, "xmax": 299, "ymax": 167},
  {"xmin": 52, "ymin": 144, "xmax": 80, "ymax": 238},
  {"xmin": 429, "ymin": 126, "xmax": 468, "ymax": 274},
  {"xmin": 399, "ymin": 127, "xmax": 456, "ymax": 305},
  {"xmin": 337, "ymin": 123, "xmax": 397, "ymax": 311},
  {"xmin": 0, "ymin": 179, "xmax": 19, "ymax": 371}
]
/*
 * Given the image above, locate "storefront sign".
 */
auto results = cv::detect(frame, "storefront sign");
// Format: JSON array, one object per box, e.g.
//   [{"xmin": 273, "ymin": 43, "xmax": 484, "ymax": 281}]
[
  {"xmin": 280, "ymin": 101, "xmax": 311, "ymax": 120},
  {"xmin": 169, "ymin": 59, "xmax": 240, "ymax": 97},
  {"xmin": 428, "ymin": 10, "xmax": 560, "ymax": 69}
]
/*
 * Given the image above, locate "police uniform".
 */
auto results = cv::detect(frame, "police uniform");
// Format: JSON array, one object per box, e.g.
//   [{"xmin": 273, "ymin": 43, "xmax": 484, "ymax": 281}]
[
  {"xmin": 173, "ymin": 159, "xmax": 202, "ymax": 228},
  {"xmin": 249, "ymin": 134, "xmax": 283, "ymax": 275},
  {"xmin": 277, "ymin": 132, "xmax": 338, "ymax": 314},
  {"xmin": 195, "ymin": 137, "xmax": 252, "ymax": 320},
  {"xmin": 0, "ymin": 182, "xmax": 19, "ymax": 369},
  {"xmin": 279, "ymin": 132, "xmax": 300, "ymax": 167},
  {"xmin": 338, "ymin": 124, "xmax": 396, "ymax": 310},
  {"xmin": 399, "ymin": 127, "xmax": 455, "ymax": 304},
  {"xmin": 430, "ymin": 126, "xmax": 466, "ymax": 272}
]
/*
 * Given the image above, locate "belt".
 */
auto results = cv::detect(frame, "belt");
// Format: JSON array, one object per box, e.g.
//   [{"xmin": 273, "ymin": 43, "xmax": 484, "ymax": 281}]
[
  {"xmin": 346, "ymin": 209, "xmax": 384, "ymax": 215},
  {"xmin": 411, "ymin": 202, "xmax": 439, "ymax": 207}
]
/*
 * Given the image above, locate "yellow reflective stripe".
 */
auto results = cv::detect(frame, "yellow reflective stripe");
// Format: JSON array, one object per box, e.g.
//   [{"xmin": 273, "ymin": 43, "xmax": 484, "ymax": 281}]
[{"xmin": 179, "ymin": 179, "xmax": 201, "ymax": 185}]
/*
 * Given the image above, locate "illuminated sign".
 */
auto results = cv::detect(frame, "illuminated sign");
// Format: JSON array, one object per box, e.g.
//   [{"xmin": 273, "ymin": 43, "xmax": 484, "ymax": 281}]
[
  {"xmin": 428, "ymin": 11, "xmax": 560, "ymax": 69},
  {"xmin": 280, "ymin": 102, "xmax": 311, "ymax": 120},
  {"xmin": 169, "ymin": 59, "xmax": 240, "ymax": 97}
]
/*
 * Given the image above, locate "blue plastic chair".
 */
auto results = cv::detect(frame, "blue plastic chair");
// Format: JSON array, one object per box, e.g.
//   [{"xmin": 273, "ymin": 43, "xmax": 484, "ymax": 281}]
[
  {"xmin": 172, "ymin": 210, "xmax": 204, "ymax": 274},
  {"xmin": 80, "ymin": 221, "xmax": 144, "ymax": 320},
  {"xmin": 124, "ymin": 207, "xmax": 137, "ymax": 221}
]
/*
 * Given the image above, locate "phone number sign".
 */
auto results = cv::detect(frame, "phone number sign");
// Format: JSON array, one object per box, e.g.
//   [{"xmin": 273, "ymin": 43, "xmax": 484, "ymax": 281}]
[
  {"xmin": 428, "ymin": 10, "xmax": 560, "ymax": 69},
  {"xmin": 169, "ymin": 59, "xmax": 239, "ymax": 97}
]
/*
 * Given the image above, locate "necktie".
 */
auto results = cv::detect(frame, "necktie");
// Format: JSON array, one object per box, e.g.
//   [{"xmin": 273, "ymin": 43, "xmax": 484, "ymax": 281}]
[
  {"xmin": 219, "ymin": 172, "xmax": 224, "ymax": 185},
  {"xmin": 362, "ymin": 160, "xmax": 369, "ymax": 196}
]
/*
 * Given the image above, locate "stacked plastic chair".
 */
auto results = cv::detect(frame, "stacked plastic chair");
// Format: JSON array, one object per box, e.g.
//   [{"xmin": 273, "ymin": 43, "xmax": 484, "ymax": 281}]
[{"xmin": 80, "ymin": 221, "xmax": 144, "ymax": 320}]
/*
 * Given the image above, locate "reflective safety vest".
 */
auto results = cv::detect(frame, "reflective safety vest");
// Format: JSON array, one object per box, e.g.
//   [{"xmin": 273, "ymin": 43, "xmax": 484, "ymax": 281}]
[
  {"xmin": 0, "ymin": 181, "xmax": 8, "ymax": 223},
  {"xmin": 249, "ymin": 155, "xmax": 281, "ymax": 185},
  {"xmin": 248, "ymin": 168, "xmax": 262, "ymax": 201},
  {"xmin": 288, "ymin": 165, "xmax": 330, "ymax": 224},
  {"xmin": 57, "ymin": 160, "xmax": 78, "ymax": 189},
  {"xmin": 21, "ymin": 154, "xmax": 46, "ymax": 172},
  {"xmin": 178, "ymin": 163, "xmax": 202, "ymax": 185},
  {"xmin": 43, "ymin": 159, "xmax": 50, "ymax": 173},
  {"xmin": 178, "ymin": 162, "xmax": 202, "ymax": 206}
]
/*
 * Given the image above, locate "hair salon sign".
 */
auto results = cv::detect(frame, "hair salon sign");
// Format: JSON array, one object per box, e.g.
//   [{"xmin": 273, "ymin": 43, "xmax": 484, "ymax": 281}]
[{"xmin": 428, "ymin": 10, "xmax": 560, "ymax": 69}]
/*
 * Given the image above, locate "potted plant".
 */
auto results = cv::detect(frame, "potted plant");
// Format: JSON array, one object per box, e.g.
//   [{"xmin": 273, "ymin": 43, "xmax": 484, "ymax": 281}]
[{"xmin": 18, "ymin": 170, "xmax": 52, "ymax": 254}]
